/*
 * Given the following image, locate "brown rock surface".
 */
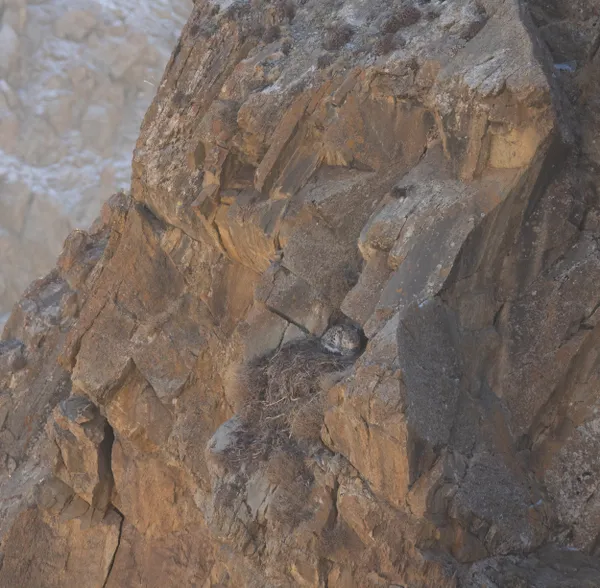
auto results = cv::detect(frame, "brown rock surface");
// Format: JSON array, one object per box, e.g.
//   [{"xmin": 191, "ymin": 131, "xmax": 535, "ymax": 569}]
[{"xmin": 3, "ymin": 0, "xmax": 600, "ymax": 586}]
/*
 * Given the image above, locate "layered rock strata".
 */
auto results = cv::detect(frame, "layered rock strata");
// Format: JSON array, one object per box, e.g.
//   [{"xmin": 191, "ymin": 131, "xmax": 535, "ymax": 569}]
[{"xmin": 3, "ymin": 0, "xmax": 600, "ymax": 586}]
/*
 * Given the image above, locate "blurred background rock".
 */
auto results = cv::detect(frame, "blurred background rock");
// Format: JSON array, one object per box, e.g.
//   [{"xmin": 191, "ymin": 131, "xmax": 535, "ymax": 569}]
[{"xmin": 0, "ymin": 0, "xmax": 192, "ymax": 327}]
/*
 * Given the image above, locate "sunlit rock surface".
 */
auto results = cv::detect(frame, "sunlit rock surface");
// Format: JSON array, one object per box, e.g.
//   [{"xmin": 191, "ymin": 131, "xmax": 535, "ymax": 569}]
[{"xmin": 2, "ymin": 0, "xmax": 600, "ymax": 586}]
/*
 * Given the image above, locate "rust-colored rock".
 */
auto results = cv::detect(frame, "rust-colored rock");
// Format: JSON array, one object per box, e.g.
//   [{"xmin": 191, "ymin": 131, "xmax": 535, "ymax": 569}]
[{"xmin": 3, "ymin": 0, "xmax": 600, "ymax": 586}]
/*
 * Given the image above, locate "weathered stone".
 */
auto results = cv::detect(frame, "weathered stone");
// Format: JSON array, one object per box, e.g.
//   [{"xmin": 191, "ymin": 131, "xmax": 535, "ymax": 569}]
[
  {"xmin": 111, "ymin": 438, "xmax": 196, "ymax": 537},
  {"xmin": 0, "ymin": 507, "xmax": 122, "ymax": 588},
  {"xmin": 47, "ymin": 396, "xmax": 113, "ymax": 511},
  {"xmin": 463, "ymin": 546, "xmax": 600, "ymax": 587},
  {"xmin": 280, "ymin": 221, "xmax": 362, "ymax": 307},
  {"xmin": 491, "ymin": 234, "xmax": 600, "ymax": 437},
  {"xmin": 341, "ymin": 251, "xmax": 391, "ymax": 327},
  {"xmin": 397, "ymin": 298, "xmax": 463, "ymax": 449},
  {"xmin": 0, "ymin": 339, "xmax": 25, "ymax": 374},
  {"xmin": 361, "ymin": 147, "xmax": 520, "ymax": 336},
  {"xmin": 254, "ymin": 90, "xmax": 314, "ymax": 194},
  {"xmin": 214, "ymin": 190, "xmax": 285, "ymax": 273},
  {"xmin": 70, "ymin": 205, "xmax": 212, "ymax": 403},
  {"xmin": 541, "ymin": 414, "xmax": 600, "ymax": 550},
  {"xmin": 324, "ymin": 366, "xmax": 409, "ymax": 508},
  {"xmin": 106, "ymin": 367, "xmax": 173, "ymax": 454},
  {"xmin": 321, "ymin": 91, "xmax": 432, "ymax": 172},
  {"xmin": 35, "ymin": 477, "xmax": 78, "ymax": 515},
  {"xmin": 3, "ymin": 0, "xmax": 600, "ymax": 585},
  {"xmin": 105, "ymin": 521, "xmax": 214, "ymax": 588},
  {"xmin": 260, "ymin": 267, "xmax": 334, "ymax": 336},
  {"xmin": 451, "ymin": 452, "xmax": 546, "ymax": 555},
  {"xmin": 430, "ymin": 0, "xmax": 553, "ymax": 181},
  {"xmin": 232, "ymin": 302, "xmax": 290, "ymax": 363}
]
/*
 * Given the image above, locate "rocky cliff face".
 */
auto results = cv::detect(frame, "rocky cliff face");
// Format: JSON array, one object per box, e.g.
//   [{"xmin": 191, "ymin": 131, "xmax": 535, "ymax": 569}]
[{"xmin": 2, "ymin": 0, "xmax": 600, "ymax": 586}]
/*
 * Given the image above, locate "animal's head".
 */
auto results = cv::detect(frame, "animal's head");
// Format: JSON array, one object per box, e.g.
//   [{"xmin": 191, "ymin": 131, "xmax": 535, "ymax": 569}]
[{"xmin": 320, "ymin": 325, "xmax": 361, "ymax": 356}]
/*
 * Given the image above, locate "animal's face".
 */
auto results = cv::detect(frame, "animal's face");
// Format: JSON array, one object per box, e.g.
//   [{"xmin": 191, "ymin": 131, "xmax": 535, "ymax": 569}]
[
  {"xmin": 339, "ymin": 328, "xmax": 361, "ymax": 352},
  {"xmin": 321, "ymin": 325, "xmax": 361, "ymax": 356}
]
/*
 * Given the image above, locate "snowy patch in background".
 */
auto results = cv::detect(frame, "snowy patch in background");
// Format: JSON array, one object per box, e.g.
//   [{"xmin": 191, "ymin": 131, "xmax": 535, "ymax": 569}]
[{"xmin": 0, "ymin": 0, "xmax": 193, "ymax": 317}]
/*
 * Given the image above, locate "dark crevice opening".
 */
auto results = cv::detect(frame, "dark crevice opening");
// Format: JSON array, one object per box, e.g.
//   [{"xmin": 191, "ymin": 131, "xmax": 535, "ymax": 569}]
[{"xmin": 101, "ymin": 505, "xmax": 124, "ymax": 588}]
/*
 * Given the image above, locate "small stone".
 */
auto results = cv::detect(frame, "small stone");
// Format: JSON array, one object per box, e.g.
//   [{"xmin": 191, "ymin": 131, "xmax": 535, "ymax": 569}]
[
  {"xmin": 281, "ymin": 323, "xmax": 305, "ymax": 346},
  {"xmin": 317, "ymin": 53, "xmax": 334, "ymax": 69},
  {"xmin": 381, "ymin": 5, "xmax": 421, "ymax": 34},
  {"xmin": 322, "ymin": 22, "xmax": 354, "ymax": 51},
  {"xmin": 59, "ymin": 495, "xmax": 90, "ymax": 521},
  {"xmin": 58, "ymin": 395, "xmax": 98, "ymax": 425},
  {"xmin": 373, "ymin": 33, "xmax": 400, "ymax": 56},
  {"xmin": 0, "ymin": 339, "xmax": 26, "ymax": 372},
  {"xmin": 263, "ymin": 25, "xmax": 281, "ymax": 43}
]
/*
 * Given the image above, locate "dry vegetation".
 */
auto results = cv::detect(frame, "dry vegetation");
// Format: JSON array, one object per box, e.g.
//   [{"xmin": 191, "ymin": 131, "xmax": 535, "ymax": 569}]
[
  {"xmin": 263, "ymin": 24, "xmax": 281, "ymax": 42},
  {"xmin": 381, "ymin": 4, "xmax": 422, "ymax": 34},
  {"xmin": 374, "ymin": 33, "xmax": 405, "ymax": 56},
  {"xmin": 317, "ymin": 53, "xmax": 335, "ymax": 69},
  {"xmin": 225, "ymin": 338, "xmax": 354, "ymax": 464},
  {"xmin": 217, "ymin": 337, "xmax": 355, "ymax": 528},
  {"xmin": 322, "ymin": 22, "xmax": 354, "ymax": 50}
]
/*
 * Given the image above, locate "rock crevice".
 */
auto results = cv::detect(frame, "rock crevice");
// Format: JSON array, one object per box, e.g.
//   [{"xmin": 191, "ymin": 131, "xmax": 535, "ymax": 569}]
[{"xmin": 3, "ymin": 0, "xmax": 600, "ymax": 586}]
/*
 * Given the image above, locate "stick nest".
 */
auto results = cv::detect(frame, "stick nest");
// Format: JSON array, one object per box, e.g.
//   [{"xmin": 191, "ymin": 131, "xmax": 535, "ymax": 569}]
[{"xmin": 226, "ymin": 338, "xmax": 354, "ymax": 464}]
